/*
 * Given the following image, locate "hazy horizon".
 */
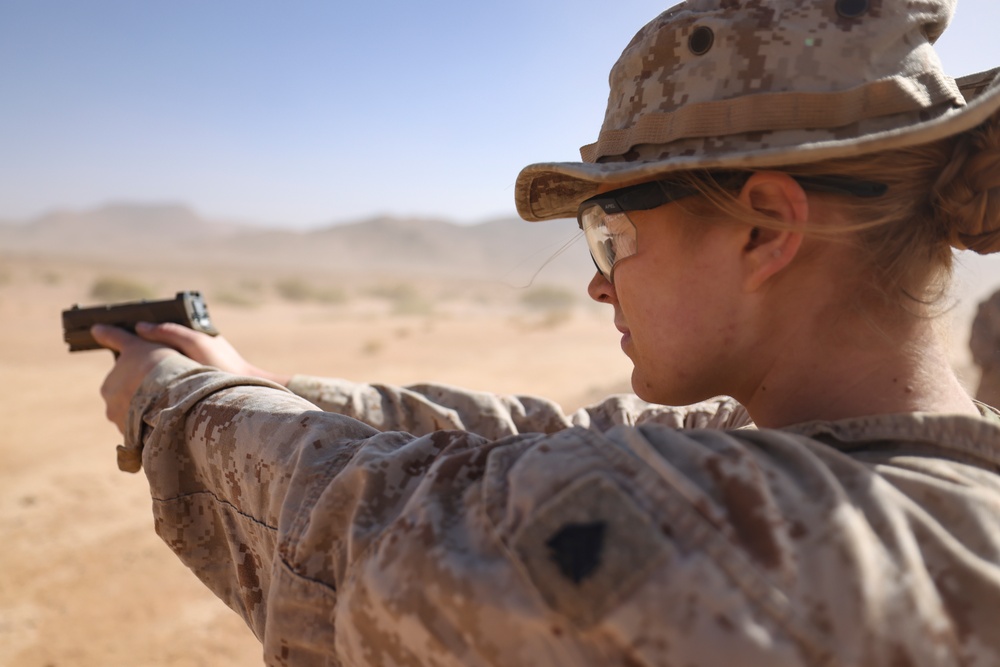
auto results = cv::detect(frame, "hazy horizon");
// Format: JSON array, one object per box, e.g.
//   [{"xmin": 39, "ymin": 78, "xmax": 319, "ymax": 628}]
[{"xmin": 0, "ymin": 198, "xmax": 525, "ymax": 229}]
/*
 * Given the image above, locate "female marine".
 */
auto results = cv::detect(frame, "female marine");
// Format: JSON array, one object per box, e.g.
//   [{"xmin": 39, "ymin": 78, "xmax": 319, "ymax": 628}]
[{"xmin": 93, "ymin": 1, "xmax": 1000, "ymax": 664}]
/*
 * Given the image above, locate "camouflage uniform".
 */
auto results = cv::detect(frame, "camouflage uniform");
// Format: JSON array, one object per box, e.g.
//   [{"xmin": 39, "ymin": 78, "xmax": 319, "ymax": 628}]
[
  {"xmin": 116, "ymin": 1, "xmax": 1000, "ymax": 664},
  {"xmin": 123, "ymin": 355, "xmax": 1000, "ymax": 666},
  {"xmin": 971, "ymin": 290, "xmax": 1000, "ymax": 408}
]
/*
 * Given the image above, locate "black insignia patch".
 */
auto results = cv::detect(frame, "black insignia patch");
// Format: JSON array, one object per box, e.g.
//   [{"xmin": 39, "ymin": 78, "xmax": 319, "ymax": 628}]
[
  {"xmin": 546, "ymin": 521, "xmax": 606, "ymax": 584},
  {"xmin": 511, "ymin": 473, "xmax": 670, "ymax": 627}
]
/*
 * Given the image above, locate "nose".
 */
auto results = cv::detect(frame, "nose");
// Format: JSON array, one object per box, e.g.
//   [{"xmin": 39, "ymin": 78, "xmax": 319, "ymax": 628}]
[{"xmin": 588, "ymin": 271, "xmax": 616, "ymax": 304}]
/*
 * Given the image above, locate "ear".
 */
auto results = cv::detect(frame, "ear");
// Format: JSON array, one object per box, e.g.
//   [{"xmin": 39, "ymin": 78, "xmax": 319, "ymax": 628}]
[{"xmin": 736, "ymin": 172, "xmax": 808, "ymax": 292}]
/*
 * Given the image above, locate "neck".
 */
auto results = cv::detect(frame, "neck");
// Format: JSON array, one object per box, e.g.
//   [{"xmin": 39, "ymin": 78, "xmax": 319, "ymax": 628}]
[{"xmin": 735, "ymin": 309, "xmax": 979, "ymax": 429}]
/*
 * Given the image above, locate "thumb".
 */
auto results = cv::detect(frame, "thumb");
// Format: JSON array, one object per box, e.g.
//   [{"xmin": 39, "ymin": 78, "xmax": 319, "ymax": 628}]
[{"xmin": 91, "ymin": 324, "xmax": 139, "ymax": 353}]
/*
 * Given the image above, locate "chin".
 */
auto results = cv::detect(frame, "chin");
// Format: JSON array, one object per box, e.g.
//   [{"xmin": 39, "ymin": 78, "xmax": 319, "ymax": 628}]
[
  {"xmin": 631, "ymin": 374, "xmax": 674, "ymax": 406},
  {"xmin": 631, "ymin": 371, "xmax": 711, "ymax": 407}
]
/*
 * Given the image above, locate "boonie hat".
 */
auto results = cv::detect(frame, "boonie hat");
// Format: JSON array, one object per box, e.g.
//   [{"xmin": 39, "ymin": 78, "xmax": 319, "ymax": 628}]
[{"xmin": 515, "ymin": 0, "xmax": 1000, "ymax": 221}]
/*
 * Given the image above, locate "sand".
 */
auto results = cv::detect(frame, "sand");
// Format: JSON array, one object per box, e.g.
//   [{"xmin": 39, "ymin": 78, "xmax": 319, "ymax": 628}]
[{"xmin": 0, "ymin": 254, "xmax": 633, "ymax": 666}]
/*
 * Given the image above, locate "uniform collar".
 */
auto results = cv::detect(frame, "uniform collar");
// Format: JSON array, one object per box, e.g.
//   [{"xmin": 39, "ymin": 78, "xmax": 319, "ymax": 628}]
[{"xmin": 780, "ymin": 407, "xmax": 1000, "ymax": 468}]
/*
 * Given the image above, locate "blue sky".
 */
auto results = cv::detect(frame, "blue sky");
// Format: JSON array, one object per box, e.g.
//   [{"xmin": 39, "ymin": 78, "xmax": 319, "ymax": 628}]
[{"xmin": 2, "ymin": 0, "xmax": 999, "ymax": 227}]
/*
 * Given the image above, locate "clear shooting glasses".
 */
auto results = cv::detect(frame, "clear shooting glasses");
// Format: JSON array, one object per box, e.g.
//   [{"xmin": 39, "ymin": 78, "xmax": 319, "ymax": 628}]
[{"xmin": 577, "ymin": 172, "xmax": 887, "ymax": 283}]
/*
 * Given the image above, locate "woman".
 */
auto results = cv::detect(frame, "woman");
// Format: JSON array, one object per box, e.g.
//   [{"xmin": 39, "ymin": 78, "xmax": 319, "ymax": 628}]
[{"xmin": 94, "ymin": 0, "xmax": 1000, "ymax": 665}]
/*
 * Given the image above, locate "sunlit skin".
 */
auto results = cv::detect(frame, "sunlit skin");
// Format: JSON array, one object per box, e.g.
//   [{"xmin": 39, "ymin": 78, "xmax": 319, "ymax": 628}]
[
  {"xmin": 91, "ymin": 171, "xmax": 979, "ymax": 433},
  {"xmin": 92, "ymin": 322, "xmax": 291, "ymax": 431},
  {"xmin": 587, "ymin": 171, "xmax": 980, "ymax": 427},
  {"xmin": 589, "ymin": 205, "xmax": 750, "ymax": 406}
]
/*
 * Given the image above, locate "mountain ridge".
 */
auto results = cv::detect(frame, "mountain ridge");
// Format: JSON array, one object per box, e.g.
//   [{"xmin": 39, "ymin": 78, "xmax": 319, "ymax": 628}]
[{"xmin": 0, "ymin": 202, "xmax": 592, "ymax": 285}]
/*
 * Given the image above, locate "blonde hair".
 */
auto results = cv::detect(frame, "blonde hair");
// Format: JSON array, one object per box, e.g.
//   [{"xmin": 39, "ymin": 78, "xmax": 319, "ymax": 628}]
[{"xmin": 673, "ymin": 113, "xmax": 1000, "ymax": 316}]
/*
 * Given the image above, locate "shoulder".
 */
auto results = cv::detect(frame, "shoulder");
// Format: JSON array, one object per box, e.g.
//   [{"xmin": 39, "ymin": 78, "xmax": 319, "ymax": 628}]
[{"xmin": 294, "ymin": 417, "xmax": 1000, "ymax": 665}]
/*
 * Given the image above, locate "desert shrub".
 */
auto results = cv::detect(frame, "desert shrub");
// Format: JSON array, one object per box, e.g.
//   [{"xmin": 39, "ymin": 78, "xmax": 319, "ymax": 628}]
[
  {"xmin": 366, "ymin": 283, "xmax": 417, "ymax": 301},
  {"xmin": 392, "ymin": 295, "xmax": 433, "ymax": 316},
  {"xmin": 238, "ymin": 279, "xmax": 263, "ymax": 295},
  {"xmin": 520, "ymin": 285, "xmax": 576, "ymax": 311},
  {"xmin": 361, "ymin": 338, "xmax": 384, "ymax": 356},
  {"xmin": 89, "ymin": 275, "xmax": 155, "ymax": 302},
  {"xmin": 366, "ymin": 283, "xmax": 433, "ymax": 316},
  {"xmin": 239, "ymin": 278, "xmax": 262, "ymax": 290},
  {"xmin": 537, "ymin": 309, "xmax": 573, "ymax": 329},
  {"xmin": 508, "ymin": 308, "xmax": 574, "ymax": 332},
  {"xmin": 213, "ymin": 289, "xmax": 261, "ymax": 308},
  {"xmin": 37, "ymin": 270, "xmax": 61, "ymax": 285},
  {"xmin": 472, "ymin": 291, "xmax": 496, "ymax": 306},
  {"xmin": 212, "ymin": 280, "xmax": 264, "ymax": 308},
  {"xmin": 274, "ymin": 278, "xmax": 347, "ymax": 304}
]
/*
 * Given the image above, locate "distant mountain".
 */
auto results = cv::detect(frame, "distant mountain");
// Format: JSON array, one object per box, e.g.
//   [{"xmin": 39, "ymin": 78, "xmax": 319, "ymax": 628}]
[
  {"xmin": 0, "ymin": 203, "xmax": 248, "ymax": 254},
  {"xmin": 0, "ymin": 203, "xmax": 593, "ymax": 284}
]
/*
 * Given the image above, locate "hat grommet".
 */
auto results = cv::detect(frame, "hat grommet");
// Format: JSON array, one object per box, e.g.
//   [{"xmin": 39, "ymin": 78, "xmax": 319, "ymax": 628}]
[
  {"xmin": 688, "ymin": 26, "xmax": 714, "ymax": 56},
  {"xmin": 835, "ymin": 0, "xmax": 869, "ymax": 19}
]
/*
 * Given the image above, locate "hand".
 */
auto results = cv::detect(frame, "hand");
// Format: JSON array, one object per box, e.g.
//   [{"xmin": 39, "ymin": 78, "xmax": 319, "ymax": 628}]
[
  {"xmin": 91, "ymin": 324, "xmax": 179, "ymax": 434},
  {"xmin": 133, "ymin": 322, "xmax": 291, "ymax": 386}
]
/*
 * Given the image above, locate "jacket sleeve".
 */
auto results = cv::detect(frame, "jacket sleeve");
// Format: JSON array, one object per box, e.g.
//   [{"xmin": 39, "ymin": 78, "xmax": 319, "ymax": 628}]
[
  {"xmin": 130, "ymin": 357, "xmax": 793, "ymax": 666},
  {"xmin": 129, "ymin": 356, "xmax": 997, "ymax": 667},
  {"xmin": 286, "ymin": 373, "xmax": 753, "ymax": 439}
]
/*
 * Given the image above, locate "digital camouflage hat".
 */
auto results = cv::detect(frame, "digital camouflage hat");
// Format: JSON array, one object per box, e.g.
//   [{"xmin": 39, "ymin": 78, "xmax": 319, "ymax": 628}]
[{"xmin": 515, "ymin": 0, "xmax": 1000, "ymax": 222}]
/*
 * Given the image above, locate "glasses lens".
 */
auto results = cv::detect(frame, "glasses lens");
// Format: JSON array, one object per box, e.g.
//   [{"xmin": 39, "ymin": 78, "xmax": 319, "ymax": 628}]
[{"xmin": 580, "ymin": 203, "xmax": 637, "ymax": 282}]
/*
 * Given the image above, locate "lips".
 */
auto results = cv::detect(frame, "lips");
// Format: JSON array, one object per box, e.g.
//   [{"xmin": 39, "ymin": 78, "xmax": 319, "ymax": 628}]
[{"xmin": 615, "ymin": 319, "xmax": 632, "ymax": 353}]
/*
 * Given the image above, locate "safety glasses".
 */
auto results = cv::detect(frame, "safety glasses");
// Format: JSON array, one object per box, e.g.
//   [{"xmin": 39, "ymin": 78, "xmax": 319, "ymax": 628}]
[{"xmin": 577, "ymin": 172, "xmax": 888, "ymax": 283}]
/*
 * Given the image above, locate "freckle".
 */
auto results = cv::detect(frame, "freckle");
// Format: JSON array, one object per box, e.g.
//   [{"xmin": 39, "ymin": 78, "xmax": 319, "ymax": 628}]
[
  {"xmin": 893, "ymin": 378, "xmax": 899, "ymax": 384},
  {"xmin": 761, "ymin": 385, "xmax": 767, "ymax": 392}
]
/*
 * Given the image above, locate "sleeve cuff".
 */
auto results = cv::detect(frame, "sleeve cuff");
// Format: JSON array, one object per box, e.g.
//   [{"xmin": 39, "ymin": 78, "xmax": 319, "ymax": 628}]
[{"xmin": 118, "ymin": 355, "xmax": 209, "ymax": 472}]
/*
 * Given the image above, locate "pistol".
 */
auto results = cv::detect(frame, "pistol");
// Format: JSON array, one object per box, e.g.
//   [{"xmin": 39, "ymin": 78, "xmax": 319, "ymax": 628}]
[{"xmin": 62, "ymin": 290, "xmax": 220, "ymax": 352}]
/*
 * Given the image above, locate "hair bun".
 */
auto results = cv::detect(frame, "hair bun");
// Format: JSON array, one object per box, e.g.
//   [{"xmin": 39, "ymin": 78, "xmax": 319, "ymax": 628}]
[{"xmin": 934, "ymin": 114, "xmax": 1000, "ymax": 254}]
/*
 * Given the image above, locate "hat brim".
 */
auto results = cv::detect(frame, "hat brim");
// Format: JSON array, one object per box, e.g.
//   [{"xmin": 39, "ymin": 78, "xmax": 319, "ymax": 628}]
[{"xmin": 516, "ymin": 68, "xmax": 1000, "ymax": 222}]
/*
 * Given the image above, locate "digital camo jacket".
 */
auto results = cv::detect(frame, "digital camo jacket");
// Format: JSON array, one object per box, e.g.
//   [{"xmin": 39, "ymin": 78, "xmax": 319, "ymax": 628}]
[{"xmin": 121, "ymin": 355, "xmax": 1000, "ymax": 667}]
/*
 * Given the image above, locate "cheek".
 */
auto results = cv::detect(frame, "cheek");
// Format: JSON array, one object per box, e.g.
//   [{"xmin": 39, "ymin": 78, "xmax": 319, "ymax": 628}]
[
  {"xmin": 615, "ymin": 219, "xmax": 735, "ymax": 339},
  {"xmin": 619, "ymin": 265, "xmax": 707, "ymax": 320},
  {"xmin": 619, "ymin": 267, "xmax": 735, "ymax": 366}
]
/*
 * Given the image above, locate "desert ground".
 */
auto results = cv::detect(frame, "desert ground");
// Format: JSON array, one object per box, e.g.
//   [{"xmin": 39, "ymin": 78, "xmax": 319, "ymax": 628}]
[
  {"xmin": 2, "ymin": 245, "xmax": 998, "ymax": 666},
  {"xmin": 0, "ymin": 252, "xmax": 639, "ymax": 666}
]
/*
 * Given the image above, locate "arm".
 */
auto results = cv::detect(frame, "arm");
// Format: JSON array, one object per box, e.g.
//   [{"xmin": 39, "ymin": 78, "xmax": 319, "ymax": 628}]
[
  {"xmin": 127, "ymin": 321, "xmax": 753, "ymax": 439},
  {"xmin": 287, "ymin": 374, "xmax": 753, "ymax": 438},
  {"xmin": 120, "ymin": 355, "xmax": 806, "ymax": 665},
  {"xmin": 97, "ymin": 329, "xmax": 988, "ymax": 666}
]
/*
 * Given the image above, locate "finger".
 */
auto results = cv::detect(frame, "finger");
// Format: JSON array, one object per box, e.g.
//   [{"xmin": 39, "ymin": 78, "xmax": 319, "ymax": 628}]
[
  {"xmin": 135, "ymin": 322, "xmax": 224, "ymax": 365},
  {"xmin": 91, "ymin": 324, "xmax": 139, "ymax": 353},
  {"xmin": 135, "ymin": 321, "xmax": 200, "ymax": 349}
]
